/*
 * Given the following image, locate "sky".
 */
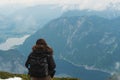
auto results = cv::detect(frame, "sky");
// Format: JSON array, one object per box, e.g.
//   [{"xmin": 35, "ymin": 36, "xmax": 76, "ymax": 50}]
[{"xmin": 0, "ymin": 0, "xmax": 120, "ymax": 10}]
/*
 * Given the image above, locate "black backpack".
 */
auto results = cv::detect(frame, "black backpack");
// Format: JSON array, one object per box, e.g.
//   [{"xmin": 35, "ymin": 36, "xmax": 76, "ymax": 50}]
[{"xmin": 29, "ymin": 53, "xmax": 49, "ymax": 77}]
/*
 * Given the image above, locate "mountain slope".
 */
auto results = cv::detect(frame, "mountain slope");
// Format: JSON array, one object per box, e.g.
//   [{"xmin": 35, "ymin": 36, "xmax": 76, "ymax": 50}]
[
  {"xmin": 0, "ymin": 49, "xmax": 26, "ymax": 73},
  {"xmin": 108, "ymin": 73, "xmax": 120, "ymax": 80},
  {"xmin": 20, "ymin": 16, "xmax": 120, "ymax": 73}
]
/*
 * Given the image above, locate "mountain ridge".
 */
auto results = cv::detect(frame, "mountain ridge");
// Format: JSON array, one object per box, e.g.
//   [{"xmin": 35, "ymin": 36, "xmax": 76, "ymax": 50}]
[{"xmin": 62, "ymin": 9, "xmax": 120, "ymax": 19}]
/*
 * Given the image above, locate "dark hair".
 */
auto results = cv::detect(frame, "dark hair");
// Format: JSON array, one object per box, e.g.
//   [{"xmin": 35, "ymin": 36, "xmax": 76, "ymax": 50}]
[
  {"xmin": 33, "ymin": 38, "xmax": 53, "ymax": 55},
  {"xmin": 36, "ymin": 38, "xmax": 47, "ymax": 46}
]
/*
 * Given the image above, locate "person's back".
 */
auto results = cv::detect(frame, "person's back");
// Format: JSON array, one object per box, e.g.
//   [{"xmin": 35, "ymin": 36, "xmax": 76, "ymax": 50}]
[{"xmin": 25, "ymin": 38, "xmax": 56, "ymax": 80}]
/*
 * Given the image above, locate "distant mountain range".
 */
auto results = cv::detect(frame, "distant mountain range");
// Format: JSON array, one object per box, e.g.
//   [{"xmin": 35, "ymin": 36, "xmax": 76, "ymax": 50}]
[
  {"xmin": 62, "ymin": 9, "xmax": 120, "ymax": 19},
  {"xmin": 0, "ymin": 4, "xmax": 120, "ymax": 43},
  {"xmin": 0, "ymin": 5, "xmax": 62, "ymax": 43},
  {"xmin": 0, "ymin": 49, "xmax": 26, "ymax": 73}
]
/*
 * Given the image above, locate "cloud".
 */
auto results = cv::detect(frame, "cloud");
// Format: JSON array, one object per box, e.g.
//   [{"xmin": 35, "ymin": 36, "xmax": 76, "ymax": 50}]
[
  {"xmin": 0, "ymin": 0, "xmax": 120, "ymax": 10},
  {"xmin": 58, "ymin": 0, "xmax": 120, "ymax": 11},
  {"xmin": 0, "ymin": 0, "xmax": 119, "ymax": 6},
  {"xmin": 0, "ymin": 0, "xmax": 59, "ymax": 6},
  {"xmin": 0, "ymin": 35, "xmax": 30, "ymax": 50}
]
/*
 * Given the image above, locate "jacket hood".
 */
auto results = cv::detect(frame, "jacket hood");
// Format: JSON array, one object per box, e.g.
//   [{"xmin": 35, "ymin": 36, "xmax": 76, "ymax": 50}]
[{"xmin": 32, "ymin": 45, "xmax": 53, "ymax": 55}]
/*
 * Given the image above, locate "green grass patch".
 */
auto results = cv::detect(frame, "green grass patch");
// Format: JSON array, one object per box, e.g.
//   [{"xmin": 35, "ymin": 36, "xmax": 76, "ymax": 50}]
[{"xmin": 0, "ymin": 71, "xmax": 79, "ymax": 80}]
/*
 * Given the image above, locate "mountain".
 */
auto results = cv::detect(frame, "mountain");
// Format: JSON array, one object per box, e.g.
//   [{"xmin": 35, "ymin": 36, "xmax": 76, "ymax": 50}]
[
  {"xmin": 9, "ymin": 5, "xmax": 62, "ymax": 32},
  {"xmin": 108, "ymin": 73, "xmax": 120, "ymax": 80},
  {"xmin": 0, "ymin": 49, "xmax": 26, "ymax": 73},
  {"xmin": 0, "ymin": 4, "xmax": 120, "ymax": 43},
  {"xmin": 0, "ymin": 15, "xmax": 14, "ymax": 43},
  {"xmin": 61, "ymin": 2, "xmax": 120, "ymax": 19},
  {"xmin": 55, "ymin": 59, "xmax": 110, "ymax": 80},
  {"xmin": 62, "ymin": 9, "xmax": 120, "ymax": 19},
  {"xmin": 0, "ymin": 5, "xmax": 62, "ymax": 43},
  {"xmin": 18, "ymin": 15, "xmax": 120, "ymax": 79}
]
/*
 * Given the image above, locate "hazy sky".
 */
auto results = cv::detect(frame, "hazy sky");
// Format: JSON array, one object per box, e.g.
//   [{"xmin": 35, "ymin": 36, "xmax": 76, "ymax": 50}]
[
  {"xmin": 0, "ymin": 0, "xmax": 119, "ymax": 5},
  {"xmin": 0, "ymin": 0, "xmax": 119, "ymax": 10}
]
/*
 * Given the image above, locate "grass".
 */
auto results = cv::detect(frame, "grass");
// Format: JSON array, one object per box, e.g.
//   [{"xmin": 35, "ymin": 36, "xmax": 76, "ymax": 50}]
[{"xmin": 0, "ymin": 71, "xmax": 79, "ymax": 80}]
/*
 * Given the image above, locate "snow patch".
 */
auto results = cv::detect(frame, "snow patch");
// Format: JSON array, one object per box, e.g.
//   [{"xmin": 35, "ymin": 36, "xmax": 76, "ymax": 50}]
[
  {"xmin": 0, "ymin": 35, "xmax": 30, "ymax": 50},
  {"xmin": 0, "ymin": 77, "xmax": 22, "ymax": 80},
  {"xmin": 67, "ymin": 19, "xmax": 84, "ymax": 47},
  {"xmin": 115, "ymin": 62, "xmax": 120, "ymax": 70}
]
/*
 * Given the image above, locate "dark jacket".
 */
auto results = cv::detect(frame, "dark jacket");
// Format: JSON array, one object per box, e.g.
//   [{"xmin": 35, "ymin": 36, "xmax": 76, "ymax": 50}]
[{"xmin": 25, "ymin": 45, "xmax": 56, "ymax": 79}]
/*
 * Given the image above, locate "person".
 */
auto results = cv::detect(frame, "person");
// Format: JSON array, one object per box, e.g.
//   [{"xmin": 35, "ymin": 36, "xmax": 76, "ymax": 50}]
[{"xmin": 25, "ymin": 38, "xmax": 56, "ymax": 80}]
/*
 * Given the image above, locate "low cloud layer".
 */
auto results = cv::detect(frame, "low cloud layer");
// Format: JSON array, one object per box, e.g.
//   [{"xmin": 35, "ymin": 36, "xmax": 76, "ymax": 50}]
[
  {"xmin": 0, "ymin": 0, "xmax": 120, "ymax": 11},
  {"xmin": 0, "ymin": 35, "xmax": 30, "ymax": 50}
]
